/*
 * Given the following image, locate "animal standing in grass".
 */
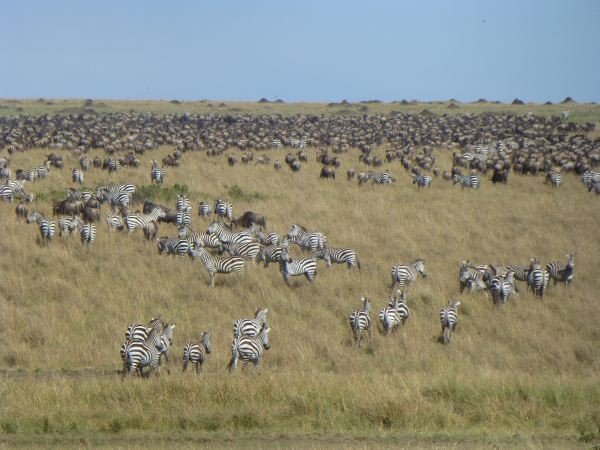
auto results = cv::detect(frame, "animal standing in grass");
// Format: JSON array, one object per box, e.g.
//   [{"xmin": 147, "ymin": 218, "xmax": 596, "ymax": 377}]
[
  {"xmin": 440, "ymin": 300, "xmax": 461, "ymax": 344},
  {"xmin": 349, "ymin": 297, "xmax": 372, "ymax": 348},
  {"xmin": 228, "ymin": 323, "xmax": 271, "ymax": 372},
  {"xmin": 182, "ymin": 332, "xmax": 212, "ymax": 374}
]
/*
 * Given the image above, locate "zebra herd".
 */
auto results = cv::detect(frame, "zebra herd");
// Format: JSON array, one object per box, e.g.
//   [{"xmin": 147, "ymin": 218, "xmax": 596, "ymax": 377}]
[{"xmin": 121, "ymin": 307, "xmax": 271, "ymax": 377}]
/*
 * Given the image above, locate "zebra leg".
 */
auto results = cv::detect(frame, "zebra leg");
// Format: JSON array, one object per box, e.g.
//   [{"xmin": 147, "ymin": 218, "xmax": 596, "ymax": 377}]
[
  {"xmin": 283, "ymin": 274, "xmax": 291, "ymax": 287},
  {"xmin": 209, "ymin": 273, "xmax": 215, "ymax": 288}
]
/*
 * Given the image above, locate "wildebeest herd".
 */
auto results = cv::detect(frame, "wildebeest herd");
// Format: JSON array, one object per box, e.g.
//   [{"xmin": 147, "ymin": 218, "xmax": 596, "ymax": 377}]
[{"xmin": 0, "ymin": 109, "xmax": 595, "ymax": 377}]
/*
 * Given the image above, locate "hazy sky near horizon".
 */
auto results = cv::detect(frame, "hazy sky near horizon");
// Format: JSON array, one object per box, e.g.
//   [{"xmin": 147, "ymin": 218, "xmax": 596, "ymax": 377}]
[{"xmin": 1, "ymin": 0, "xmax": 598, "ymax": 103}]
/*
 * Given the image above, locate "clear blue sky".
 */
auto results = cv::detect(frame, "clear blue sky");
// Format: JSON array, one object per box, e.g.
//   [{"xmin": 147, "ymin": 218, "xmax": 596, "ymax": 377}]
[{"xmin": 1, "ymin": 0, "xmax": 598, "ymax": 103}]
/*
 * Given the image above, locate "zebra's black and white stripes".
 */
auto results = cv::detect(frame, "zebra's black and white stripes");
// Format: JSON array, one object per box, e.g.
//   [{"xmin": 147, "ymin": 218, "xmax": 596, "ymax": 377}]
[
  {"xmin": 452, "ymin": 174, "xmax": 481, "ymax": 189},
  {"xmin": 150, "ymin": 160, "xmax": 166, "ymax": 184},
  {"xmin": 228, "ymin": 323, "xmax": 271, "ymax": 372},
  {"xmin": 233, "ymin": 308, "xmax": 269, "ymax": 338},
  {"xmin": 26, "ymin": 211, "xmax": 56, "ymax": 243},
  {"xmin": 349, "ymin": 297, "xmax": 372, "ymax": 348},
  {"xmin": 378, "ymin": 291, "xmax": 409, "ymax": 335},
  {"xmin": 546, "ymin": 254, "xmax": 574, "ymax": 286},
  {"xmin": 412, "ymin": 174, "xmax": 432, "ymax": 188},
  {"xmin": 215, "ymin": 199, "xmax": 233, "ymax": 222},
  {"xmin": 391, "ymin": 260, "xmax": 427, "ymax": 291},
  {"xmin": 440, "ymin": 300, "xmax": 461, "ymax": 344},
  {"xmin": 545, "ymin": 169, "xmax": 562, "ymax": 188},
  {"xmin": 278, "ymin": 247, "xmax": 317, "ymax": 287},
  {"xmin": 189, "ymin": 245, "xmax": 246, "ymax": 287},
  {"xmin": 182, "ymin": 332, "xmax": 212, "ymax": 374},
  {"xmin": 312, "ymin": 247, "xmax": 360, "ymax": 270}
]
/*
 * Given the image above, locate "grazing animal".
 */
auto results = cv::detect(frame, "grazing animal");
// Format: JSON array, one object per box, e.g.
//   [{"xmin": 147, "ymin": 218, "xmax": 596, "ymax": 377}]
[
  {"xmin": 440, "ymin": 300, "xmax": 461, "ymax": 344},
  {"xmin": 233, "ymin": 308, "xmax": 269, "ymax": 338},
  {"xmin": 71, "ymin": 168, "xmax": 85, "ymax": 184},
  {"xmin": 228, "ymin": 323, "xmax": 271, "ymax": 372},
  {"xmin": 452, "ymin": 174, "xmax": 481, "ymax": 189},
  {"xmin": 546, "ymin": 254, "xmax": 575, "ymax": 286},
  {"xmin": 545, "ymin": 169, "xmax": 562, "ymax": 188},
  {"xmin": 219, "ymin": 241, "xmax": 261, "ymax": 262},
  {"xmin": 150, "ymin": 160, "xmax": 166, "ymax": 184},
  {"xmin": 80, "ymin": 222, "xmax": 96, "ymax": 246},
  {"xmin": 412, "ymin": 174, "xmax": 432, "ymax": 188},
  {"xmin": 391, "ymin": 260, "xmax": 427, "ymax": 291},
  {"xmin": 278, "ymin": 247, "xmax": 317, "ymax": 287},
  {"xmin": 106, "ymin": 211, "xmax": 124, "ymax": 232},
  {"xmin": 286, "ymin": 223, "xmax": 326, "ymax": 253},
  {"xmin": 124, "ymin": 208, "xmax": 166, "ymax": 234},
  {"xmin": 527, "ymin": 259, "xmax": 550, "ymax": 298},
  {"xmin": 258, "ymin": 242, "xmax": 289, "ymax": 268},
  {"xmin": 198, "ymin": 201, "xmax": 213, "ymax": 218},
  {"xmin": 490, "ymin": 272, "xmax": 515, "ymax": 305},
  {"xmin": 157, "ymin": 237, "xmax": 191, "ymax": 256},
  {"xmin": 378, "ymin": 291, "xmax": 409, "ymax": 335},
  {"xmin": 214, "ymin": 199, "xmax": 233, "ymax": 222},
  {"xmin": 26, "ymin": 211, "xmax": 56, "ymax": 244},
  {"xmin": 349, "ymin": 297, "xmax": 372, "ymax": 348},
  {"xmin": 182, "ymin": 332, "xmax": 212, "ymax": 374},
  {"xmin": 312, "ymin": 247, "xmax": 360, "ymax": 270},
  {"xmin": 207, "ymin": 221, "xmax": 253, "ymax": 245},
  {"xmin": 189, "ymin": 246, "xmax": 245, "ymax": 288}
]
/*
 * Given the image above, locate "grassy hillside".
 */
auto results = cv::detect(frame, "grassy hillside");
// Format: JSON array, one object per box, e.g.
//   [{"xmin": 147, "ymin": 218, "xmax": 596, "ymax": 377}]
[
  {"xmin": 1, "ymin": 97, "xmax": 600, "ymax": 123},
  {"xmin": 0, "ymin": 145, "xmax": 599, "ymax": 448}
]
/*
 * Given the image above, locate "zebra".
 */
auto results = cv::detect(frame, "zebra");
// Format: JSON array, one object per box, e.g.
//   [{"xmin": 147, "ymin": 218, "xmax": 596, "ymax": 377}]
[
  {"xmin": 581, "ymin": 171, "xmax": 600, "ymax": 188},
  {"xmin": 545, "ymin": 169, "xmax": 562, "ymax": 188},
  {"xmin": 26, "ymin": 211, "xmax": 56, "ymax": 244},
  {"xmin": 250, "ymin": 225, "xmax": 280, "ymax": 246},
  {"xmin": 182, "ymin": 332, "xmax": 212, "ymax": 374},
  {"xmin": 0, "ymin": 168, "xmax": 11, "ymax": 180},
  {"xmin": 452, "ymin": 174, "xmax": 481, "ymax": 189},
  {"xmin": 440, "ymin": 300, "xmax": 461, "ymax": 344},
  {"xmin": 0, "ymin": 185, "xmax": 15, "ymax": 202},
  {"xmin": 198, "ymin": 201, "xmax": 213, "ymax": 218},
  {"xmin": 58, "ymin": 215, "xmax": 83, "ymax": 238},
  {"xmin": 176, "ymin": 194, "xmax": 191, "ymax": 212},
  {"xmin": 34, "ymin": 162, "xmax": 50, "ymax": 179},
  {"xmin": 150, "ymin": 160, "xmax": 166, "ymax": 184},
  {"xmin": 66, "ymin": 188, "xmax": 94, "ymax": 203},
  {"xmin": 287, "ymin": 223, "xmax": 326, "ymax": 253},
  {"xmin": 272, "ymin": 139, "xmax": 282, "ymax": 149},
  {"xmin": 258, "ymin": 242, "xmax": 289, "ymax": 268},
  {"xmin": 214, "ymin": 199, "xmax": 233, "ymax": 222},
  {"xmin": 527, "ymin": 259, "xmax": 550, "ymax": 298},
  {"xmin": 106, "ymin": 211, "xmax": 124, "ymax": 231},
  {"xmin": 157, "ymin": 237, "xmax": 191, "ymax": 256},
  {"xmin": 124, "ymin": 208, "xmax": 166, "ymax": 234},
  {"xmin": 391, "ymin": 260, "xmax": 427, "ymax": 292},
  {"xmin": 179, "ymin": 228, "xmax": 221, "ymax": 249},
  {"xmin": 546, "ymin": 254, "xmax": 575, "ymax": 286},
  {"xmin": 122, "ymin": 323, "xmax": 174, "ymax": 377},
  {"xmin": 219, "ymin": 241, "xmax": 261, "ymax": 262},
  {"xmin": 312, "ymin": 247, "xmax": 360, "ymax": 270},
  {"xmin": 103, "ymin": 157, "xmax": 121, "ymax": 173},
  {"xmin": 349, "ymin": 297, "xmax": 372, "ymax": 348},
  {"xmin": 189, "ymin": 246, "xmax": 245, "ymax": 288},
  {"xmin": 228, "ymin": 323, "xmax": 271, "ymax": 372},
  {"xmin": 80, "ymin": 222, "xmax": 97, "ymax": 246},
  {"xmin": 278, "ymin": 247, "xmax": 317, "ymax": 287},
  {"xmin": 176, "ymin": 207, "xmax": 192, "ymax": 229},
  {"xmin": 412, "ymin": 174, "xmax": 432, "ymax": 189},
  {"xmin": 459, "ymin": 261, "xmax": 487, "ymax": 293},
  {"xmin": 96, "ymin": 184, "xmax": 136, "ymax": 198},
  {"xmin": 490, "ymin": 271, "xmax": 515, "ymax": 305},
  {"xmin": 207, "ymin": 221, "xmax": 253, "ymax": 245},
  {"xmin": 378, "ymin": 290, "xmax": 409, "ymax": 335},
  {"xmin": 71, "ymin": 168, "xmax": 84, "ymax": 185},
  {"xmin": 370, "ymin": 171, "xmax": 395, "ymax": 184},
  {"xmin": 20, "ymin": 192, "xmax": 35, "ymax": 204},
  {"xmin": 506, "ymin": 263, "xmax": 529, "ymax": 293},
  {"xmin": 5, "ymin": 179, "xmax": 26, "ymax": 194},
  {"xmin": 233, "ymin": 308, "xmax": 269, "ymax": 338}
]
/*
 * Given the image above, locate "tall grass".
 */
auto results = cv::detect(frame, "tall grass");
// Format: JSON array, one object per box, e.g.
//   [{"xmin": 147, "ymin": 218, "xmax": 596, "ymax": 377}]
[{"xmin": 0, "ymin": 145, "xmax": 599, "ymax": 446}]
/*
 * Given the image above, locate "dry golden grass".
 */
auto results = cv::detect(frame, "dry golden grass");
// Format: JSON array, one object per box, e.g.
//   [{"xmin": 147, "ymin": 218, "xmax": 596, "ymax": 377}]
[{"xmin": 0, "ymin": 144, "xmax": 599, "ymax": 447}]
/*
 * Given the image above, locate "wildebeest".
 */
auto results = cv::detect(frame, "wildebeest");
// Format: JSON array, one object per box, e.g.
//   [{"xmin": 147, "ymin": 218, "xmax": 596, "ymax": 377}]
[
  {"xmin": 82, "ymin": 207, "xmax": 100, "ymax": 222},
  {"xmin": 53, "ymin": 199, "xmax": 83, "ymax": 216},
  {"xmin": 232, "ymin": 211, "xmax": 267, "ymax": 229},
  {"xmin": 320, "ymin": 166, "xmax": 336, "ymax": 179}
]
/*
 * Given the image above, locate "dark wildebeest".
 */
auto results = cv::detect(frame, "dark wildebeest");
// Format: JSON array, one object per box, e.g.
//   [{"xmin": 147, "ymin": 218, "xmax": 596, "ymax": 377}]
[
  {"xmin": 15, "ymin": 202, "xmax": 28, "ymax": 219},
  {"xmin": 82, "ymin": 207, "xmax": 100, "ymax": 222},
  {"xmin": 491, "ymin": 166, "xmax": 510, "ymax": 184},
  {"xmin": 320, "ymin": 166, "xmax": 336, "ymax": 179},
  {"xmin": 232, "ymin": 211, "xmax": 267, "ymax": 229},
  {"xmin": 144, "ymin": 220, "xmax": 159, "ymax": 241},
  {"xmin": 53, "ymin": 199, "xmax": 83, "ymax": 216}
]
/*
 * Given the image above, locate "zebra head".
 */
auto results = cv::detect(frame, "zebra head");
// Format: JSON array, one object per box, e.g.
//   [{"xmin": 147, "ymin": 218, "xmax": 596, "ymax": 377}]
[
  {"xmin": 449, "ymin": 300, "xmax": 461, "ymax": 309},
  {"xmin": 414, "ymin": 259, "xmax": 427, "ymax": 277},
  {"xmin": 566, "ymin": 254, "xmax": 575, "ymax": 267},
  {"xmin": 202, "ymin": 331, "xmax": 212, "ymax": 354},
  {"xmin": 280, "ymin": 247, "xmax": 292, "ymax": 263},
  {"xmin": 259, "ymin": 323, "xmax": 271, "ymax": 350},
  {"xmin": 163, "ymin": 324, "xmax": 176, "ymax": 345},
  {"xmin": 207, "ymin": 221, "xmax": 221, "ymax": 234},
  {"xmin": 26, "ymin": 210, "xmax": 40, "ymax": 224}
]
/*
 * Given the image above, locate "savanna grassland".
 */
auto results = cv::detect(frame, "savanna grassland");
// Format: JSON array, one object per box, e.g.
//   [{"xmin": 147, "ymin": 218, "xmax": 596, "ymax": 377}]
[{"xmin": 1, "ymin": 103, "xmax": 600, "ymax": 449}]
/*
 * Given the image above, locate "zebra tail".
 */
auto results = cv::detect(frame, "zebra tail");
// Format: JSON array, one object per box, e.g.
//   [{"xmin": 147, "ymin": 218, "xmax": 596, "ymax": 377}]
[
  {"xmin": 227, "ymin": 346, "xmax": 238, "ymax": 372},
  {"xmin": 356, "ymin": 258, "xmax": 361, "ymax": 270}
]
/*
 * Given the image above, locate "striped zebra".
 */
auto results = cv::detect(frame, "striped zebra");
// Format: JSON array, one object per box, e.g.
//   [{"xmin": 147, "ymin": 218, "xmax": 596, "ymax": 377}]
[
  {"xmin": 391, "ymin": 259, "xmax": 427, "ymax": 292},
  {"xmin": 278, "ymin": 247, "xmax": 317, "ymax": 287},
  {"xmin": 150, "ymin": 160, "xmax": 166, "ymax": 184},
  {"xmin": 219, "ymin": 241, "xmax": 261, "ymax": 262},
  {"xmin": 157, "ymin": 237, "xmax": 191, "ymax": 256},
  {"xmin": 176, "ymin": 207, "xmax": 192, "ymax": 229},
  {"xmin": 176, "ymin": 194, "xmax": 191, "ymax": 212},
  {"xmin": 96, "ymin": 184, "xmax": 136, "ymax": 198},
  {"xmin": 272, "ymin": 139, "xmax": 282, "ymax": 149},
  {"xmin": 369, "ymin": 171, "xmax": 395, "ymax": 185},
  {"xmin": 490, "ymin": 272, "xmax": 515, "ymax": 305},
  {"xmin": 207, "ymin": 221, "xmax": 253, "ymax": 245},
  {"xmin": 198, "ymin": 201, "xmax": 213, "ymax": 218},
  {"xmin": 233, "ymin": 308, "xmax": 269, "ymax": 338},
  {"xmin": 228, "ymin": 323, "xmax": 271, "ymax": 372},
  {"xmin": 349, "ymin": 297, "xmax": 372, "ymax": 348},
  {"xmin": 33, "ymin": 162, "xmax": 50, "ymax": 180},
  {"xmin": 80, "ymin": 223, "xmax": 96, "ymax": 246},
  {"xmin": 182, "ymin": 332, "xmax": 212, "ymax": 374},
  {"xmin": 122, "ymin": 323, "xmax": 174, "ymax": 377},
  {"xmin": 20, "ymin": 192, "xmax": 35, "ymax": 204},
  {"xmin": 179, "ymin": 228, "xmax": 221, "ymax": 249},
  {"xmin": 124, "ymin": 208, "xmax": 166, "ymax": 233},
  {"xmin": 26, "ymin": 211, "xmax": 56, "ymax": 244},
  {"xmin": 312, "ymin": 247, "xmax": 360, "ymax": 270},
  {"xmin": 66, "ymin": 188, "xmax": 94, "ymax": 203},
  {"xmin": 214, "ymin": 199, "xmax": 233, "ymax": 222},
  {"xmin": 452, "ymin": 174, "xmax": 481, "ymax": 189},
  {"xmin": 58, "ymin": 215, "xmax": 83, "ymax": 238},
  {"xmin": 506, "ymin": 262, "xmax": 530, "ymax": 292},
  {"xmin": 71, "ymin": 168, "xmax": 84, "ymax": 184},
  {"xmin": 581, "ymin": 171, "xmax": 600, "ymax": 188},
  {"xmin": 287, "ymin": 223, "xmax": 326, "ymax": 253},
  {"xmin": 17, "ymin": 169, "xmax": 37, "ymax": 182},
  {"xmin": 378, "ymin": 291, "xmax": 409, "ymax": 335},
  {"xmin": 440, "ymin": 300, "xmax": 461, "ymax": 344},
  {"xmin": 545, "ymin": 169, "xmax": 562, "ymax": 188},
  {"xmin": 459, "ymin": 261, "xmax": 487, "ymax": 293},
  {"xmin": 250, "ymin": 225, "xmax": 280, "ymax": 246},
  {"xmin": 0, "ymin": 185, "xmax": 14, "ymax": 202},
  {"xmin": 527, "ymin": 259, "xmax": 550, "ymax": 298},
  {"xmin": 5, "ymin": 179, "xmax": 26, "ymax": 194},
  {"xmin": 546, "ymin": 254, "xmax": 575, "ymax": 286},
  {"xmin": 258, "ymin": 242, "xmax": 289, "ymax": 268},
  {"xmin": 0, "ymin": 168, "xmax": 11, "ymax": 180},
  {"xmin": 412, "ymin": 174, "xmax": 432, "ymax": 188},
  {"xmin": 106, "ymin": 210, "xmax": 124, "ymax": 231},
  {"xmin": 189, "ymin": 246, "xmax": 246, "ymax": 288},
  {"xmin": 103, "ymin": 157, "xmax": 121, "ymax": 173}
]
